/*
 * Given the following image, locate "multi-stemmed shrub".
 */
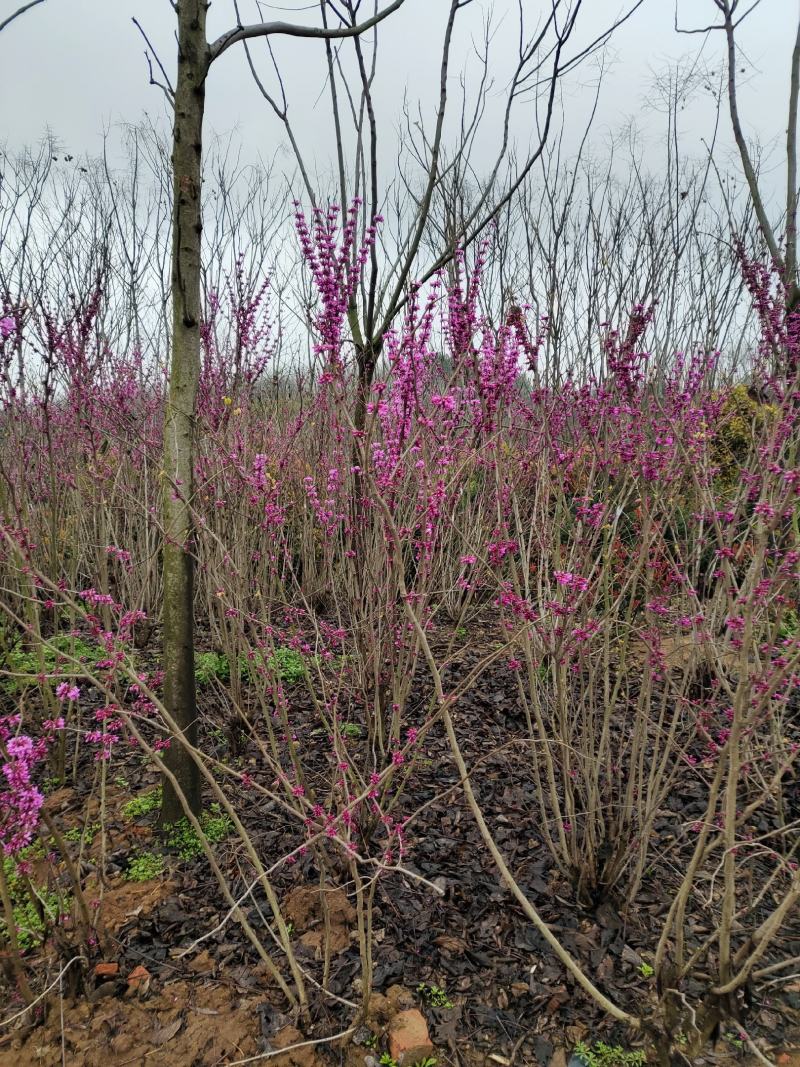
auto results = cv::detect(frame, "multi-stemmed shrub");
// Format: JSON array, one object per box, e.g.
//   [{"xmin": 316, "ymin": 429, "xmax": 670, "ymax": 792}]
[{"xmin": 0, "ymin": 213, "xmax": 797, "ymax": 1059}]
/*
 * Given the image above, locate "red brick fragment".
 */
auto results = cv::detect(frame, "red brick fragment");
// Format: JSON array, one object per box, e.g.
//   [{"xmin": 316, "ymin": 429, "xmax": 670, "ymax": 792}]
[
  {"xmin": 388, "ymin": 1009, "xmax": 434, "ymax": 1066},
  {"xmin": 126, "ymin": 964, "xmax": 151, "ymax": 996}
]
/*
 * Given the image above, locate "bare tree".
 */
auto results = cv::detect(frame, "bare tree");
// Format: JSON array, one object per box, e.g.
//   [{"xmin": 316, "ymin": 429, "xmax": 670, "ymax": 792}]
[
  {"xmin": 679, "ymin": 1, "xmax": 800, "ymax": 308},
  {"xmin": 240, "ymin": 0, "xmax": 648, "ymax": 427},
  {"xmin": 154, "ymin": 0, "xmax": 408, "ymax": 823}
]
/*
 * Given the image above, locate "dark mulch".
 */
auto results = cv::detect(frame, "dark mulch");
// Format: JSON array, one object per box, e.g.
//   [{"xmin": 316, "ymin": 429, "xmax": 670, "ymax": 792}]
[{"xmin": 2, "ymin": 622, "xmax": 799, "ymax": 1066}]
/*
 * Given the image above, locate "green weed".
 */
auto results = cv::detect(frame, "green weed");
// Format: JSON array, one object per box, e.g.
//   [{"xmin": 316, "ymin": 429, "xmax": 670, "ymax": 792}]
[
  {"xmin": 247, "ymin": 646, "xmax": 305, "ymax": 684},
  {"xmin": 574, "ymin": 1041, "xmax": 647, "ymax": 1067},
  {"xmin": 164, "ymin": 804, "xmax": 233, "ymax": 860},
  {"xmin": 379, "ymin": 1056, "xmax": 436, "ymax": 1067},
  {"xmin": 125, "ymin": 851, "xmax": 165, "ymax": 882},
  {"xmin": 417, "ymin": 982, "xmax": 453, "ymax": 1009},
  {"xmin": 722, "ymin": 1031, "xmax": 747, "ymax": 1052},
  {"xmin": 122, "ymin": 787, "xmax": 162, "ymax": 820},
  {"xmin": 194, "ymin": 647, "xmax": 307, "ymax": 687},
  {"xmin": 779, "ymin": 608, "xmax": 799, "ymax": 640},
  {"xmin": 194, "ymin": 650, "xmax": 230, "ymax": 685},
  {"xmin": 64, "ymin": 822, "xmax": 101, "ymax": 847}
]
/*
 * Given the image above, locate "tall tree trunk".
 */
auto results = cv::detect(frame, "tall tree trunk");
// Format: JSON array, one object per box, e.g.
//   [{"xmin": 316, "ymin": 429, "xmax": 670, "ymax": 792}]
[{"xmin": 160, "ymin": 0, "xmax": 209, "ymax": 824}]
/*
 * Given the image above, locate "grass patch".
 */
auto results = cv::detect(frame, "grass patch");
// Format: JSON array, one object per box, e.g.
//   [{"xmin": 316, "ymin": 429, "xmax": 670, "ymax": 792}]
[
  {"xmin": 259, "ymin": 646, "xmax": 305, "ymax": 684},
  {"xmin": 194, "ymin": 650, "xmax": 230, "ymax": 685}
]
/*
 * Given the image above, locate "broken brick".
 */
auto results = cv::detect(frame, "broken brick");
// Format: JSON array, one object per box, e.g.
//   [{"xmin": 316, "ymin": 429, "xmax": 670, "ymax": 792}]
[
  {"xmin": 126, "ymin": 964, "xmax": 151, "ymax": 997},
  {"xmin": 388, "ymin": 1009, "xmax": 434, "ymax": 1066}
]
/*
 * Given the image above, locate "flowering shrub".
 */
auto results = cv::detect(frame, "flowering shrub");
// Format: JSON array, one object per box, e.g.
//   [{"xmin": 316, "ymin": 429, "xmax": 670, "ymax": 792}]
[
  {"xmin": 0, "ymin": 215, "xmax": 797, "ymax": 1051},
  {"xmin": 0, "ymin": 716, "xmax": 63, "ymax": 856}
]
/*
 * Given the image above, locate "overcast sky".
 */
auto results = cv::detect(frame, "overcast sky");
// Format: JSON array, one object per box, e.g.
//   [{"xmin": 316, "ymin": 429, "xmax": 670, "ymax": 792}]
[{"xmin": 0, "ymin": 0, "xmax": 797, "ymax": 197}]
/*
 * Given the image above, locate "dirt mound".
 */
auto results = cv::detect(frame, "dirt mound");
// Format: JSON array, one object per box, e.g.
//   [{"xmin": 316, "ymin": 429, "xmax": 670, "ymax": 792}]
[
  {"xmin": 283, "ymin": 884, "xmax": 356, "ymax": 955},
  {"xmin": 0, "ymin": 979, "xmax": 261, "ymax": 1066}
]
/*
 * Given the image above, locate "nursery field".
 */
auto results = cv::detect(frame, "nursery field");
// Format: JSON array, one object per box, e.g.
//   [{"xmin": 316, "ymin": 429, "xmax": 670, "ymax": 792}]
[
  {"xmin": 0, "ymin": 215, "xmax": 799, "ymax": 1066},
  {"xmin": 2, "ymin": 1, "xmax": 800, "ymax": 1063}
]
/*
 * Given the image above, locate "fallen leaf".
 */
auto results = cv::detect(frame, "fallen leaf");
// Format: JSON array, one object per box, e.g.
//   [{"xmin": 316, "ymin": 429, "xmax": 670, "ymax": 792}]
[{"xmin": 150, "ymin": 1014, "xmax": 183, "ymax": 1045}]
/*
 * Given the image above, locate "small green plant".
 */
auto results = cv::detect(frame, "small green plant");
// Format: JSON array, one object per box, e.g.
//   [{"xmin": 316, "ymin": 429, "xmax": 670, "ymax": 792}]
[
  {"xmin": 574, "ymin": 1042, "xmax": 646, "ymax": 1067},
  {"xmin": 125, "ymin": 851, "xmax": 165, "ymax": 882},
  {"xmin": 247, "ymin": 646, "xmax": 305, "ymax": 684},
  {"xmin": 722, "ymin": 1031, "xmax": 747, "ymax": 1052},
  {"xmin": 379, "ymin": 1056, "xmax": 397, "ymax": 1067},
  {"xmin": 779, "ymin": 608, "xmax": 799, "ymax": 640},
  {"xmin": 455, "ymin": 626, "xmax": 467, "ymax": 640},
  {"xmin": 164, "ymin": 804, "xmax": 233, "ymax": 860},
  {"xmin": 17, "ymin": 839, "xmax": 46, "ymax": 861},
  {"xmin": 194, "ymin": 650, "xmax": 230, "ymax": 685},
  {"xmin": 1, "ymin": 856, "xmax": 65, "ymax": 950},
  {"xmin": 195, "ymin": 647, "xmax": 307, "ymax": 686},
  {"xmin": 417, "ymin": 982, "xmax": 453, "ymax": 1009},
  {"xmin": 341, "ymin": 722, "xmax": 362, "ymax": 739},
  {"xmin": 6, "ymin": 891, "xmax": 61, "ymax": 950},
  {"xmin": 122, "ymin": 787, "xmax": 162, "ymax": 820},
  {"xmin": 64, "ymin": 822, "xmax": 101, "ymax": 846},
  {"xmin": 638, "ymin": 962, "xmax": 654, "ymax": 979}
]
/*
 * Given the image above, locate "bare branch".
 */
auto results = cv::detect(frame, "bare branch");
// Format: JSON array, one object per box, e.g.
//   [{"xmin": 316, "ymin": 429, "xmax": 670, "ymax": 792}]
[
  {"xmin": 786, "ymin": 16, "xmax": 800, "ymax": 298},
  {"xmin": 675, "ymin": 0, "xmax": 761, "ymax": 34},
  {"xmin": 719, "ymin": 0, "xmax": 784, "ymax": 270},
  {"xmin": 376, "ymin": 0, "xmax": 463, "ymax": 336},
  {"xmin": 208, "ymin": 0, "xmax": 407, "ymax": 65},
  {"xmin": 320, "ymin": 0, "xmax": 349, "ymax": 225},
  {"xmin": 132, "ymin": 17, "xmax": 175, "ymax": 103},
  {"xmin": 232, "ymin": 0, "xmax": 317, "ymax": 206},
  {"xmin": 557, "ymin": 0, "xmax": 648, "ymax": 77},
  {"xmin": 0, "ymin": 0, "xmax": 47, "ymax": 34}
]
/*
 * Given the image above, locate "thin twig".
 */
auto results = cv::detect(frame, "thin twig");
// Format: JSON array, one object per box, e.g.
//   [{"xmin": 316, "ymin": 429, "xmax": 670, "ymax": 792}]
[
  {"xmin": 0, "ymin": 0, "xmax": 47, "ymax": 34},
  {"xmin": 0, "ymin": 956, "xmax": 86, "ymax": 1028}
]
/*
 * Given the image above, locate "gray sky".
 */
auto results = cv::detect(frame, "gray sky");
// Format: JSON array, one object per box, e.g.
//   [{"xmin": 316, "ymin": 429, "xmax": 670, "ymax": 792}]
[{"xmin": 0, "ymin": 0, "xmax": 797, "ymax": 194}]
